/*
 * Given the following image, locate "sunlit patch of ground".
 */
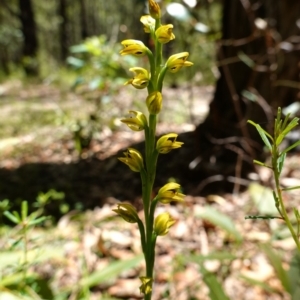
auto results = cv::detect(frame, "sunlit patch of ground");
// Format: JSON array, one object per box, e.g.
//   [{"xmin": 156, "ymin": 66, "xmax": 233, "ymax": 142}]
[{"xmin": 0, "ymin": 80, "xmax": 299, "ymax": 299}]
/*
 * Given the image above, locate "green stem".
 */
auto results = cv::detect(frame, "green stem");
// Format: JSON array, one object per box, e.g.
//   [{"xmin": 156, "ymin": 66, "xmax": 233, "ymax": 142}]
[
  {"xmin": 146, "ymin": 50, "xmax": 155, "ymax": 94},
  {"xmin": 137, "ymin": 218, "xmax": 146, "ymax": 254},
  {"xmin": 22, "ymin": 223, "xmax": 28, "ymax": 287},
  {"xmin": 142, "ymin": 17, "xmax": 164, "ymax": 300},
  {"xmin": 157, "ymin": 66, "xmax": 167, "ymax": 92},
  {"xmin": 142, "ymin": 113, "xmax": 158, "ymax": 300},
  {"xmin": 272, "ymin": 149, "xmax": 300, "ymax": 252},
  {"xmin": 153, "ymin": 19, "xmax": 162, "ymax": 89}
]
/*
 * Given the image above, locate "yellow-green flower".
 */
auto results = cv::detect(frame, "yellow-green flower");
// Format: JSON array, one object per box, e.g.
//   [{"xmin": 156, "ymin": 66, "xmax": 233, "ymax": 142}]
[
  {"xmin": 148, "ymin": 0, "xmax": 161, "ymax": 19},
  {"xmin": 140, "ymin": 15, "xmax": 155, "ymax": 33},
  {"xmin": 146, "ymin": 91, "xmax": 162, "ymax": 114},
  {"xmin": 125, "ymin": 67, "xmax": 150, "ymax": 89},
  {"xmin": 154, "ymin": 212, "xmax": 176, "ymax": 236},
  {"xmin": 139, "ymin": 276, "xmax": 152, "ymax": 295},
  {"xmin": 157, "ymin": 182, "xmax": 185, "ymax": 204},
  {"xmin": 112, "ymin": 203, "xmax": 139, "ymax": 223},
  {"xmin": 118, "ymin": 148, "xmax": 144, "ymax": 172},
  {"xmin": 156, "ymin": 133, "xmax": 184, "ymax": 154},
  {"xmin": 121, "ymin": 111, "xmax": 148, "ymax": 131},
  {"xmin": 155, "ymin": 24, "xmax": 175, "ymax": 44},
  {"xmin": 120, "ymin": 40, "xmax": 148, "ymax": 57},
  {"xmin": 166, "ymin": 52, "xmax": 193, "ymax": 73}
]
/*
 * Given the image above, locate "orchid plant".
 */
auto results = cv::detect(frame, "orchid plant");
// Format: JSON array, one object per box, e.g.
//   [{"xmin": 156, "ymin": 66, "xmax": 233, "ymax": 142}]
[{"xmin": 112, "ymin": 0, "xmax": 193, "ymax": 298}]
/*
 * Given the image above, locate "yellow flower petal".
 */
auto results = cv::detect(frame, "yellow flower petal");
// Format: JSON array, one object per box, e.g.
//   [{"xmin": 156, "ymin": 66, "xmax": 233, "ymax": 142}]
[
  {"xmin": 155, "ymin": 24, "xmax": 175, "ymax": 44},
  {"xmin": 120, "ymin": 40, "xmax": 148, "ymax": 57}
]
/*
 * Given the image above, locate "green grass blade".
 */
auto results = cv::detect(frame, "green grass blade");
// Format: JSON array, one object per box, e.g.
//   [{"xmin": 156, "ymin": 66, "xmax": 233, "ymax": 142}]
[
  {"xmin": 200, "ymin": 265, "xmax": 230, "ymax": 300},
  {"xmin": 240, "ymin": 274, "xmax": 277, "ymax": 293},
  {"xmin": 288, "ymin": 251, "xmax": 300, "ymax": 299},
  {"xmin": 78, "ymin": 254, "xmax": 143, "ymax": 289},
  {"xmin": 196, "ymin": 206, "xmax": 243, "ymax": 242},
  {"xmin": 261, "ymin": 244, "xmax": 291, "ymax": 293}
]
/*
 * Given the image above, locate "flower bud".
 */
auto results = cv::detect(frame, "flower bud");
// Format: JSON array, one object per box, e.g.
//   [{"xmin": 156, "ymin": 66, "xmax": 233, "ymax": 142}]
[
  {"xmin": 154, "ymin": 212, "xmax": 176, "ymax": 236},
  {"xmin": 118, "ymin": 148, "xmax": 144, "ymax": 172},
  {"xmin": 112, "ymin": 203, "xmax": 139, "ymax": 223},
  {"xmin": 140, "ymin": 15, "xmax": 155, "ymax": 33},
  {"xmin": 166, "ymin": 52, "xmax": 193, "ymax": 73},
  {"xmin": 157, "ymin": 182, "xmax": 185, "ymax": 204},
  {"xmin": 124, "ymin": 67, "xmax": 150, "ymax": 89},
  {"xmin": 139, "ymin": 276, "xmax": 152, "ymax": 295},
  {"xmin": 146, "ymin": 91, "xmax": 162, "ymax": 114},
  {"xmin": 120, "ymin": 40, "xmax": 148, "ymax": 57},
  {"xmin": 148, "ymin": 0, "xmax": 161, "ymax": 19},
  {"xmin": 156, "ymin": 133, "xmax": 184, "ymax": 154},
  {"xmin": 121, "ymin": 110, "xmax": 148, "ymax": 131},
  {"xmin": 155, "ymin": 24, "xmax": 175, "ymax": 44}
]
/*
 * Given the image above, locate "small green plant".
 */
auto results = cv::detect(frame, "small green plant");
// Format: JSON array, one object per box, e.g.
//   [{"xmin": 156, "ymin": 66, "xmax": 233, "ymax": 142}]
[
  {"xmin": 0, "ymin": 190, "xmax": 65, "ymax": 298},
  {"xmin": 68, "ymin": 35, "xmax": 137, "ymax": 91},
  {"xmin": 247, "ymin": 107, "xmax": 300, "ymax": 251},
  {"xmin": 112, "ymin": 1, "xmax": 193, "ymax": 298},
  {"xmin": 66, "ymin": 35, "xmax": 138, "ymax": 154}
]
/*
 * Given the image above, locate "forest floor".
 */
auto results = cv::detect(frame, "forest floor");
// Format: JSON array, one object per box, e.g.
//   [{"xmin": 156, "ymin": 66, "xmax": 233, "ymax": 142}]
[{"xmin": 0, "ymin": 80, "xmax": 299, "ymax": 300}]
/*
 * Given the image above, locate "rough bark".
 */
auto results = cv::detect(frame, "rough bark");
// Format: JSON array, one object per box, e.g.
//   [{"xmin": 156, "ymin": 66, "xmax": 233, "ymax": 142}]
[{"xmin": 194, "ymin": 0, "xmax": 300, "ymax": 185}]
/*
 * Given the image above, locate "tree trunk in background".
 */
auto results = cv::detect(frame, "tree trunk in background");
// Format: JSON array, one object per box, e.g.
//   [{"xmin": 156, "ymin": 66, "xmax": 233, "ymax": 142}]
[
  {"xmin": 79, "ymin": 0, "xmax": 88, "ymax": 39},
  {"xmin": 58, "ymin": 0, "xmax": 68, "ymax": 61},
  {"xmin": 193, "ymin": 0, "xmax": 300, "ymax": 188},
  {"xmin": 18, "ymin": 0, "xmax": 38, "ymax": 75}
]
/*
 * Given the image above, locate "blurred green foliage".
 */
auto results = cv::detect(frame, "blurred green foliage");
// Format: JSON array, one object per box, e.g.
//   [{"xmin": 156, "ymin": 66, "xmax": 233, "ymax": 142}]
[
  {"xmin": 67, "ymin": 35, "xmax": 138, "ymax": 91},
  {"xmin": 0, "ymin": 0, "xmax": 221, "ymax": 85},
  {"xmin": 64, "ymin": 35, "xmax": 139, "ymax": 153}
]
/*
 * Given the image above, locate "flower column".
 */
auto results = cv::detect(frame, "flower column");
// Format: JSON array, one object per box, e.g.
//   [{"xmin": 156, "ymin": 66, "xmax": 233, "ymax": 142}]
[{"xmin": 113, "ymin": 0, "xmax": 193, "ymax": 298}]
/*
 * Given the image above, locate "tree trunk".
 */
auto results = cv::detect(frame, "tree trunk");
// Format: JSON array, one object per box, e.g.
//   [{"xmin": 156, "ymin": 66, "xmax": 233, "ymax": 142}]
[
  {"xmin": 79, "ymin": 0, "xmax": 88, "ymax": 39},
  {"xmin": 193, "ymin": 0, "xmax": 300, "ymax": 189},
  {"xmin": 18, "ymin": 0, "xmax": 38, "ymax": 75},
  {"xmin": 58, "ymin": 0, "xmax": 68, "ymax": 61}
]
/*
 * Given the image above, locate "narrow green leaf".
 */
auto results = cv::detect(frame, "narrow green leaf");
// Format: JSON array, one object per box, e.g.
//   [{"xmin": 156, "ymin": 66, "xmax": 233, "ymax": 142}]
[
  {"xmin": 78, "ymin": 255, "xmax": 143, "ymax": 289},
  {"xmin": 275, "ymin": 118, "xmax": 282, "ymax": 133},
  {"xmin": 247, "ymin": 120, "xmax": 257, "ymax": 126},
  {"xmin": 255, "ymin": 124, "xmax": 273, "ymax": 151},
  {"xmin": 186, "ymin": 252, "xmax": 236, "ymax": 263},
  {"xmin": 28, "ymin": 216, "xmax": 48, "ymax": 226},
  {"xmin": 275, "ymin": 134, "xmax": 285, "ymax": 146},
  {"xmin": 253, "ymin": 160, "xmax": 272, "ymax": 168},
  {"xmin": 3, "ymin": 211, "xmax": 20, "ymax": 224},
  {"xmin": 248, "ymin": 120, "xmax": 273, "ymax": 149},
  {"xmin": 280, "ymin": 112, "xmax": 291, "ymax": 133},
  {"xmin": 196, "ymin": 206, "xmax": 242, "ymax": 242},
  {"xmin": 21, "ymin": 201, "xmax": 28, "ymax": 221},
  {"xmin": 276, "ymin": 107, "xmax": 282, "ymax": 125},
  {"xmin": 200, "ymin": 265, "xmax": 231, "ymax": 300},
  {"xmin": 240, "ymin": 275, "xmax": 277, "ymax": 293},
  {"xmin": 281, "ymin": 117, "xmax": 299, "ymax": 137},
  {"xmin": 261, "ymin": 244, "xmax": 291, "ymax": 293},
  {"xmin": 288, "ymin": 251, "xmax": 300, "ymax": 299},
  {"xmin": 281, "ymin": 140, "xmax": 300, "ymax": 156},
  {"xmin": 277, "ymin": 153, "xmax": 286, "ymax": 174},
  {"xmin": 0, "ymin": 271, "xmax": 38, "ymax": 287},
  {"xmin": 282, "ymin": 185, "xmax": 300, "ymax": 191}
]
